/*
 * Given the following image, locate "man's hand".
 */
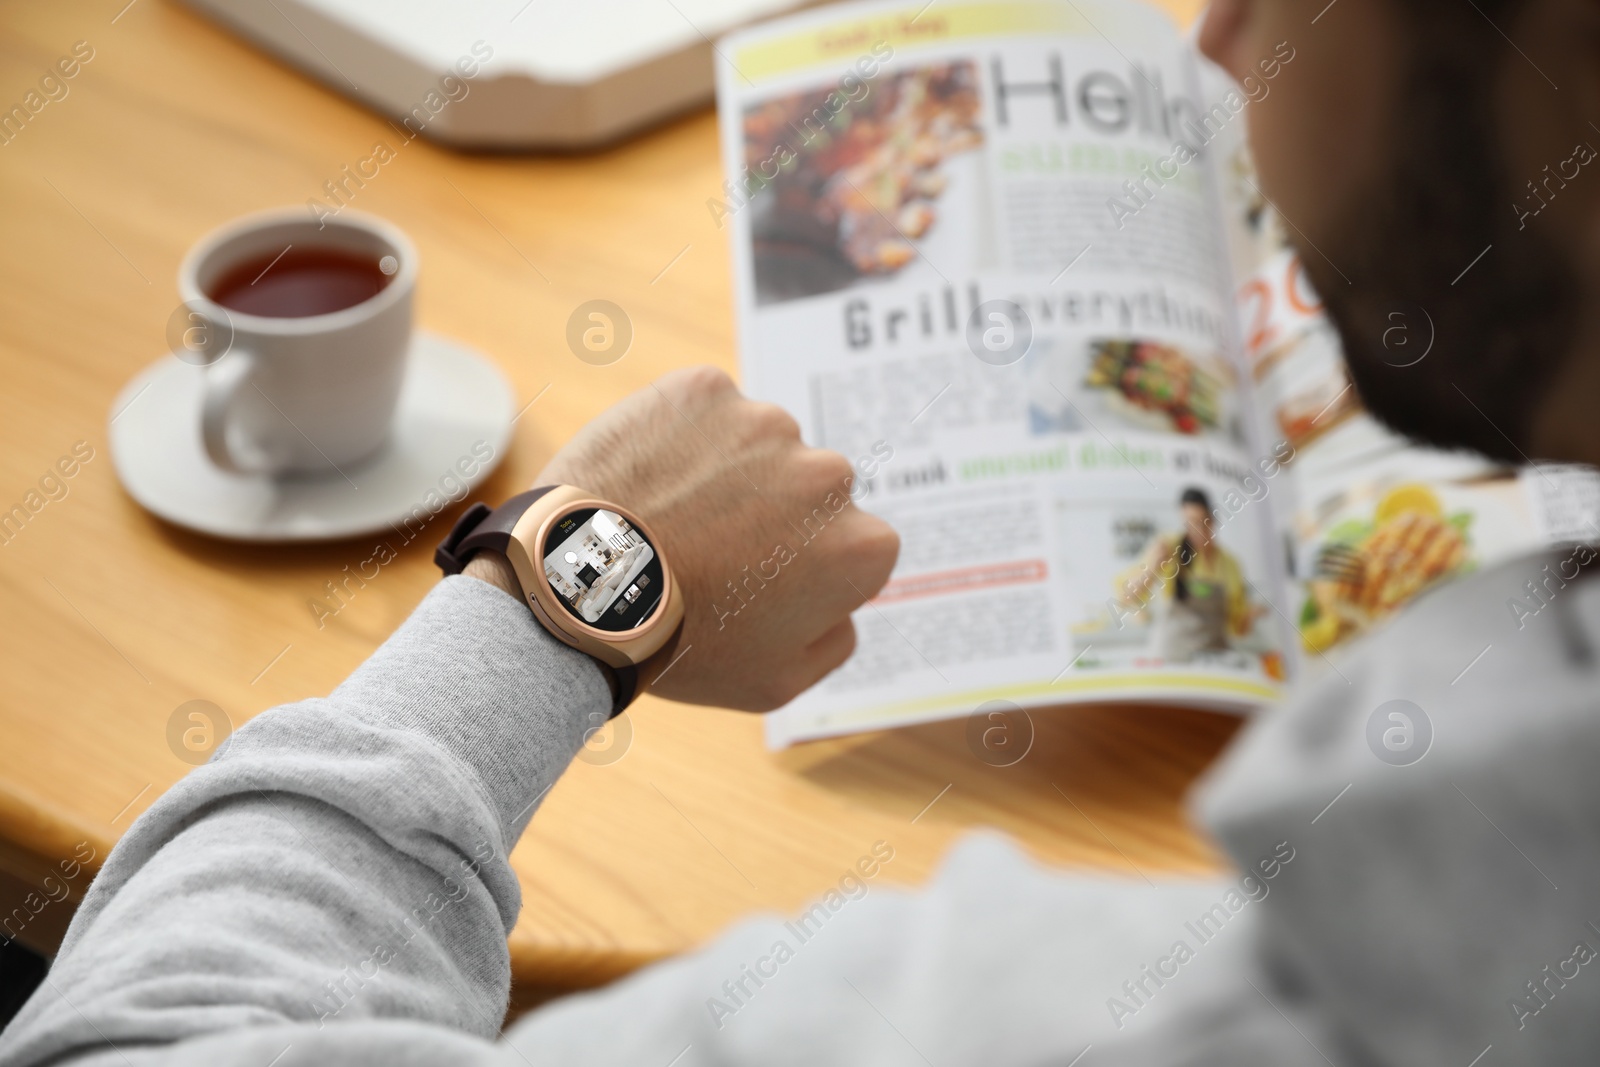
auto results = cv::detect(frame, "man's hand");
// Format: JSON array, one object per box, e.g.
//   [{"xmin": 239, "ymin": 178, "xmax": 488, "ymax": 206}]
[{"xmin": 516, "ymin": 366, "xmax": 899, "ymax": 711}]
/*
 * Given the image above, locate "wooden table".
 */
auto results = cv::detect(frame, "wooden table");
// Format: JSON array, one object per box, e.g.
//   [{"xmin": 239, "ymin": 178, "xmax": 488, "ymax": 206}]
[{"xmin": 0, "ymin": 0, "xmax": 1228, "ymax": 1008}]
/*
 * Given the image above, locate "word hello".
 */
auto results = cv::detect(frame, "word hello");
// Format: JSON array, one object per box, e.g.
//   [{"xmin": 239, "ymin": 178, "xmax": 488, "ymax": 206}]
[
  {"xmin": 1515, "ymin": 142, "xmax": 1597, "ymax": 230},
  {"xmin": 988, "ymin": 54, "xmax": 1197, "ymax": 136},
  {"xmin": 1, "ymin": 440, "xmax": 95, "ymax": 547},
  {"xmin": 1106, "ymin": 42, "xmax": 1295, "ymax": 230},
  {"xmin": 1107, "ymin": 840, "xmax": 1296, "ymax": 1029},
  {"xmin": 713, "ymin": 440, "xmax": 894, "ymax": 630},
  {"xmin": 1508, "ymin": 919, "xmax": 1600, "ymax": 1029},
  {"xmin": 708, "ymin": 42, "xmax": 894, "ymax": 228},
  {"xmin": 706, "ymin": 840, "xmax": 895, "ymax": 1029},
  {"xmin": 1, "ymin": 40, "xmax": 95, "ymax": 147},
  {"xmin": 308, "ymin": 440, "xmax": 496, "ymax": 628},
  {"xmin": 307, "ymin": 42, "xmax": 493, "ymax": 228}
]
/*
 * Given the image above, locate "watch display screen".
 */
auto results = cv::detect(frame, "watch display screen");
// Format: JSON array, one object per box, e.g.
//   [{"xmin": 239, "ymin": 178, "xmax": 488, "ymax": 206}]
[{"xmin": 541, "ymin": 507, "xmax": 665, "ymax": 632}]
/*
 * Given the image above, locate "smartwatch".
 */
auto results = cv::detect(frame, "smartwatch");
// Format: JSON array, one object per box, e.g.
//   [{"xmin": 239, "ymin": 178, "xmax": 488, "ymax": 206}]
[{"xmin": 435, "ymin": 486, "xmax": 684, "ymax": 718}]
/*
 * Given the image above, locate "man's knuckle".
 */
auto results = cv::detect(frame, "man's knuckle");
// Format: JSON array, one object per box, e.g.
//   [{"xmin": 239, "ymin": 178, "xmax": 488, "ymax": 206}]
[
  {"xmin": 689, "ymin": 365, "xmax": 735, "ymax": 394},
  {"xmin": 799, "ymin": 447, "xmax": 854, "ymax": 488},
  {"xmin": 830, "ymin": 622, "xmax": 859, "ymax": 665},
  {"xmin": 860, "ymin": 521, "xmax": 901, "ymax": 568},
  {"xmin": 751, "ymin": 402, "xmax": 801, "ymax": 440},
  {"xmin": 663, "ymin": 365, "xmax": 733, "ymax": 405}
]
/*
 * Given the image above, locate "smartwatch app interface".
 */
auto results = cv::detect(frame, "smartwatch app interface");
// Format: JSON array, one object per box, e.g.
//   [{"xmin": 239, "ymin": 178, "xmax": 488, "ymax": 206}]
[{"xmin": 542, "ymin": 507, "xmax": 664, "ymax": 632}]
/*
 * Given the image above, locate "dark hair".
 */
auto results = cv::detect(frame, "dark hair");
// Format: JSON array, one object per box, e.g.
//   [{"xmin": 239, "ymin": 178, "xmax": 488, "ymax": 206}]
[{"xmin": 1174, "ymin": 488, "xmax": 1211, "ymax": 602}]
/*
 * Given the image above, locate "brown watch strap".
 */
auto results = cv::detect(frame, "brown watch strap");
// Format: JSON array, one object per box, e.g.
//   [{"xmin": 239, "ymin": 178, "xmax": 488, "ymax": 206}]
[
  {"xmin": 435, "ymin": 487, "xmax": 638, "ymax": 720},
  {"xmin": 434, "ymin": 486, "xmax": 557, "ymax": 576}
]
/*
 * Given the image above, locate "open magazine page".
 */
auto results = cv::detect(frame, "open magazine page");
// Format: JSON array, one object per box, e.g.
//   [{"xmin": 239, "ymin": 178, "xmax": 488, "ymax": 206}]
[
  {"xmin": 1202, "ymin": 59, "xmax": 1600, "ymax": 672},
  {"xmin": 715, "ymin": 0, "xmax": 1289, "ymax": 747}
]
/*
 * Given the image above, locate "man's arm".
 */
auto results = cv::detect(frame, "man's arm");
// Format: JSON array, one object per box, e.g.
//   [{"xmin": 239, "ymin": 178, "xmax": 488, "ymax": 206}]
[
  {"xmin": 0, "ymin": 574, "xmax": 605, "ymax": 1067},
  {"xmin": 0, "ymin": 367, "xmax": 900, "ymax": 1065}
]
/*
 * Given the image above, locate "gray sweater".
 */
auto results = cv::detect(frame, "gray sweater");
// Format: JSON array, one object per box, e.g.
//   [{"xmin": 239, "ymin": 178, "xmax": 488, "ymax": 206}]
[{"xmin": 3, "ymin": 550, "xmax": 1598, "ymax": 1066}]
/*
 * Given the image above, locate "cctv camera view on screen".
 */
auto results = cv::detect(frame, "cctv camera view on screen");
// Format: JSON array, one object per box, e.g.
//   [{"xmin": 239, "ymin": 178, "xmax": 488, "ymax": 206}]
[{"xmin": 542, "ymin": 508, "xmax": 664, "ymax": 633}]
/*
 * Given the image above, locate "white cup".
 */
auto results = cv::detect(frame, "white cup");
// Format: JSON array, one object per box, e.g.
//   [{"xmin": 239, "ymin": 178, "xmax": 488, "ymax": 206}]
[{"xmin": 175, "ymin": 208, "xmax": 417, "ymax": 476}]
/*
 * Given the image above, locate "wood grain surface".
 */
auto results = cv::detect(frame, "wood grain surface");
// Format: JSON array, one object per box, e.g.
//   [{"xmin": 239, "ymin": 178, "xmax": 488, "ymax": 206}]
[{"xmin": 0, "ymin": 0, "xmax": 1229, "ymax": 996}]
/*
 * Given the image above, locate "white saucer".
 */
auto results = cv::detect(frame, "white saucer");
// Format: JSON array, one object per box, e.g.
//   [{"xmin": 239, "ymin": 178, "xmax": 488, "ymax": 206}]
[{"xmin": 109, "ymin": 331, "xmax": 513, "ymax": 542}]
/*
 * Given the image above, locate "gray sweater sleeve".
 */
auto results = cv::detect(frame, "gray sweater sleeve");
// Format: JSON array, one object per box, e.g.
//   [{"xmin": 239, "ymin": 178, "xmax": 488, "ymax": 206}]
[{"xmin": 0, "ymin": 576, "xmax": 611, "ymax": 1065}]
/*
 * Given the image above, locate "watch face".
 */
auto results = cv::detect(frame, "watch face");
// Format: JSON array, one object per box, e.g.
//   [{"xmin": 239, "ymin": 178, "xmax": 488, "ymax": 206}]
[{"xmin": 541, "ymin": 507, "xmax": 665, "ymax": 633}]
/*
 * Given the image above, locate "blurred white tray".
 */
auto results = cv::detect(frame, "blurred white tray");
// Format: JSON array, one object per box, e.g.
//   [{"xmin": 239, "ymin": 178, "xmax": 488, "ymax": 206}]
[{"xmin": 179, "ymin": 0, "xmax": 815, "ymax": 148}]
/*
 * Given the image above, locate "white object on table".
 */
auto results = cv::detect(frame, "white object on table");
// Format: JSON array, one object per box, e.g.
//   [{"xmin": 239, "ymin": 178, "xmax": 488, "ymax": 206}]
[
  {"xmin": 109, "ymin": 331, "xmax": 514, "ymax": 542},
  {"xmin": 178, "ymin": 0, "xmax": 817, "ymax": 148}
]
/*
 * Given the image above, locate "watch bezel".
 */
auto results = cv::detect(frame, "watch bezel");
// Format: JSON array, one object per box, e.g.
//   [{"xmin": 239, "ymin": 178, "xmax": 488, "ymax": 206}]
[{"xmin": 500, "ymin": 485, "xmax": 681, "ymax": 669}]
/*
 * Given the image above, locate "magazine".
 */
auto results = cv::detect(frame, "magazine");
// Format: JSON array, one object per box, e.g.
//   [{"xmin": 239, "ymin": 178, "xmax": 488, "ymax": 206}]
[{"xmin": 713, "ymin": 0, "xmax": 1600, "ymax": 747}]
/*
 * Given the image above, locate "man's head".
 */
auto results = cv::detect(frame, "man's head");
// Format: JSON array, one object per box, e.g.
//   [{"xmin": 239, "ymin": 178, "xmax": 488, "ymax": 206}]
[{"xmin": 1200, "ymin": 0, "xmax": 1600, "ymax": 464}]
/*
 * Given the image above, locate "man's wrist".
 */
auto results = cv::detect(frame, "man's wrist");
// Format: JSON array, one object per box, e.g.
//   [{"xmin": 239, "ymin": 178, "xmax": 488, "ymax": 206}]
[
  {"xmin": 462, "ymin": 551, "xmax": 523, "ymax": 601},
  {"xmin": 460, "ymin": 550, "xmax": 622, "ymax": 707}
]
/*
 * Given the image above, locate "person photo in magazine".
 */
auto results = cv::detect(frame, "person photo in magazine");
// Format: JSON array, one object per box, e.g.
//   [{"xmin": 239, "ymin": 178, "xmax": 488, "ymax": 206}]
[{"xmin": 1116, "ymin": 486, "xmax": 1267, "ymax": 662}]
